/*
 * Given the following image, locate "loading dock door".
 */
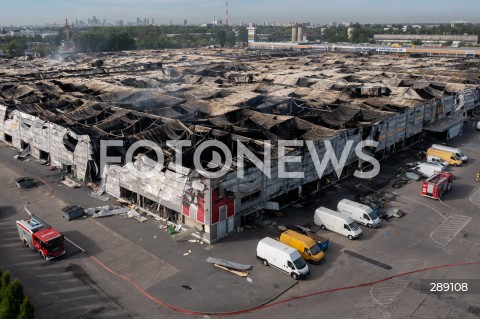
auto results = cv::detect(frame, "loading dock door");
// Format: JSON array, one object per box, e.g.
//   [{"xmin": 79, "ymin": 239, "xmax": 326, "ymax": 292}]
[{"xmin": 447, "ymin": 123, "xmax": 462, "ymax": 140}]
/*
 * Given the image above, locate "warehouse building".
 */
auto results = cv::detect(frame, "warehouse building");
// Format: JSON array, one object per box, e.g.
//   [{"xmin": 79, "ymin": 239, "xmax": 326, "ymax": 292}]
[
  {"xmin": 373, "ymin": 34, "xmax": 479, "ymax": 45},
  {"xmin": 0, "ymin": 49, "xmax": 479, "ymax": 242}
]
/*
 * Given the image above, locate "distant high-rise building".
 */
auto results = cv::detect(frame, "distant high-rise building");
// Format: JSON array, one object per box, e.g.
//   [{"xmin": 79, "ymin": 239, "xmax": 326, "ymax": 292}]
[
  {"xmin": 292, "ymin": 26, "xmax": 298, "ymax": 42},
  {"xmin": 247, "ymin": 24, "xmax": 256, "ymax": 43},
  {"xmin": 137, "ymin": 17, "xmax": 141, "ymax": 26},
  {"xmin": 297, "ymin": 26, "xmax": 304, "ymax": 42},
  {"xmin": 152, "ymin": 18, "xmax": 154, "ymax": 25},
  {"xmin": 184, "ymin": 19, "xmax": 188, "ymax": 26},
  {"xmin": 225, "ymin": 1, "xmax": 229, "ymax": 26}
]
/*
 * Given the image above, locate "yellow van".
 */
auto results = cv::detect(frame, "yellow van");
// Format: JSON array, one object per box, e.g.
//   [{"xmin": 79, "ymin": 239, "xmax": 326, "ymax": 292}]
[
  {"xmin": 426, "ymin": 148, "xmax": 462, "ymax": 166},
  {"xmin": 279, "ymin": 230, "xmax": 325, "ymax": 264}
]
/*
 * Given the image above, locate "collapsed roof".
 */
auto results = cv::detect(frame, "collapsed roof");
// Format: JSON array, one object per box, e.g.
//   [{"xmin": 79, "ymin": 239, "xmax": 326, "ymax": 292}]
[{"xmin": 0, "ymin": 49, "xmax": 479, "ymax": 173}]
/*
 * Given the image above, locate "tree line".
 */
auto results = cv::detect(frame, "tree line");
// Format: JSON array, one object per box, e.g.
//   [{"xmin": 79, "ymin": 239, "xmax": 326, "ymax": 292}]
[
  {"xmin": 1, "ymin": 23, "xmax": 479, "ymax": 56},
  {"xmin": 0, "ymin": 270, "xmax": 35, "ymax": 319},
  {"xmin": 71, "ymin": 26, "xmax": 244, "ymax": 52}
]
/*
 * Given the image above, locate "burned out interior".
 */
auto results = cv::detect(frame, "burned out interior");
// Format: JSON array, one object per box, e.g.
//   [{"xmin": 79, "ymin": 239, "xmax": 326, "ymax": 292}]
[{"xmin": 1, "ymin": 49, "xmax": 479, "ymax": 242}]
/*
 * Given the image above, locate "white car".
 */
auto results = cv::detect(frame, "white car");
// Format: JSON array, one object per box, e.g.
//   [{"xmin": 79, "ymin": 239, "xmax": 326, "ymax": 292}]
[
  {"xmin": 426, "ymin": 155, "xmax": 449, "ymax": 167},
  {"xmin": 477, "ymin": 121, "xmax": 480, "ymax": 131}
]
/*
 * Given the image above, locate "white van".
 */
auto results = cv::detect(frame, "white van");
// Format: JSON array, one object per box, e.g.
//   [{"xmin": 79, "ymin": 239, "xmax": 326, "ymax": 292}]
[
  {"xmin": 314, "ymin": 207, "xmax": 362, "ymax": 240},
  {"xmin": 431, "ymin": 144, "xmax": 467, "ymax": 162},
  {"xmin": 337, "ymin": 199, "xmax": 381, "ymax": 228},
  {"xmin": 426, "ymin": 155, "xmax": 448, "ymax": 167},
  {"xmin": 256, "ymin": 237, "xmax": 310, "ymax": 280},
  {"xmin": 413, "ymin": 162, "xmax": 446, "ymax": 178}
]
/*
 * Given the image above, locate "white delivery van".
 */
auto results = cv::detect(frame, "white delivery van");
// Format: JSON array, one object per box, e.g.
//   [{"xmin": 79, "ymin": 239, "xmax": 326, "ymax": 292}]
[
  {"xmin": 256, "ymin": 237, "xmax": 310, "ymax": 280},
  {"xmin": 314, "ymin": 207, "xmax": 362, "ymax": 240},
  {"xmin": 426, "ymin": 155, "xmax": 449, "ymax": 167},
  {"xmin": 413, "ymin": 162, "xmax": 446, "ymax": 178},
  {"xmin": 337, "ymin": 199, "xmax": 381, "ymax": 228},
  {"xmin": 431, "ymin": 144, "xmax": 467, "ymax": 162}
]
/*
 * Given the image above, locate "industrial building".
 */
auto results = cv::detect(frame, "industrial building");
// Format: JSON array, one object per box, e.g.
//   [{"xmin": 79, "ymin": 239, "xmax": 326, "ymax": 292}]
[
  {"xmin": 0, "ymin": 49, "xmax": 479, "ymax": 243},
  {"xmin": 373, "ymin": 34, "xmax": 479, "ymax": 45}
]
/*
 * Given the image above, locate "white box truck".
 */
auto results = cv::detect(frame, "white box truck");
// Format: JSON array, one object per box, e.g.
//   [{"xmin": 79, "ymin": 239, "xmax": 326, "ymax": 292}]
[
  {"xmin": 256, "ymin": 237, "xmax": 310, "ymax": 280},
  {"xmin": 314, "ymin": 207, "xmax": 362, "ymax": 240},
  {"xmin": 337, "ymin": 199, "xmax": 381, "ymax": 228},
  {"xmin": 431, "ymin": 144, "xmax": 467, "ymax": 162}
]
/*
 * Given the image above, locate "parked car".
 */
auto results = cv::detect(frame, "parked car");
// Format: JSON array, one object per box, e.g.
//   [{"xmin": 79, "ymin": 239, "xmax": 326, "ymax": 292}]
[
  {"xmin": 431, "ymin": 144, "xmax": 467, "ymax": 162},
  {"xmin": 279, "ymin": 230, "xmax": 325, "ymax": 264},
  {"xmin": 337, "ymin": 199, "xmax": 381, "ymax": 228},
  {"xmin": 426, "ymin": 148, "xmax": 462, "ymax": 166},
  {"xmin": 314, "ymin": 207, "xmax": 362, "ymax": 240},
  {"xmin": 426, "ymin": 155, "xmax": 449, "ymax": 167},
  {"xmin": 256, "ymin": 237, "xmax": 309, "ymax": 280}
]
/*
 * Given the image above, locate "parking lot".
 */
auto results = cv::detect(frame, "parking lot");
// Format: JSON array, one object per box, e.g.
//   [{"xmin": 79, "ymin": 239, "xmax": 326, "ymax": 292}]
[{"xmin": 0, "ymin": 122, "xmax": 479, "ymax": 319}]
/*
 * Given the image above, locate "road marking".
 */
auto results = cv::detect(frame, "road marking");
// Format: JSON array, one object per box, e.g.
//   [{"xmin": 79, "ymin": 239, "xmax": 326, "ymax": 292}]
[
  {"xmin": 370, "ymin": 259, "xmax": 427, "ymax": 307},
  {"xmin": 438, "ymin": 198, "xmax": 457, "ymax": 211},
  {"xmin": 396, "ymin": 194, "xmax": 446, "ymax": 219},
  {"xmin": 344, "ymin": 250, "xmax": 392, "ymax": 270},
  {"xmin": 469, "ymin": 188, "xmax": 480, "ymax": 208},
  {"xmin": 64, "ymin": 237, "xmax": 86, "ymax": 252},
  {"xmin": 430, "ymin": 215, "xmax": 471, "ymax": 246}
]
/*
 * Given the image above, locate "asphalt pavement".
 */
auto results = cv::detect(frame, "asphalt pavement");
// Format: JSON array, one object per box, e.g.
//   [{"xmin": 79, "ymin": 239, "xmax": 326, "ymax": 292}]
[{"xmin": 1, "ymin": 123, "xmax": 480, "ymax": 319}]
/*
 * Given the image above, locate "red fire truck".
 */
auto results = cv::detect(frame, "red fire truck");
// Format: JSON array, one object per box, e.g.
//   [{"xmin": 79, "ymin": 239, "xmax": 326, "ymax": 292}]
[
  {"xmin": 421, "ymin": 172, "xmax": 454, "ymax": 200},
  {"xmin": 16, "ymin": 213, "xmax": 66, "ymax": 260}
]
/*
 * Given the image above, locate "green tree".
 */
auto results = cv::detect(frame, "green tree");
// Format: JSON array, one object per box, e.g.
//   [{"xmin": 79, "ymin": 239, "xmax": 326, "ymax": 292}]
[
  {"xmin": 412, "ymin": 39, "xmax": 423, "ymax": 46},
  {"xmin": 1, "ymin": 37, "xmax": 28, "ymax": 56},
  {"xmin": 0, "ymin": 280, "xmax": 23, "ymax": 319},
  {"xmin": 16, "ymin": 298, "xmax": 34, "ymax": 319},
  {"xmin": 225, "ymin": 29, "xmax": 236, "ymax": 47},
  {"xmin": 237, "ymin": 27, "xmax": 248, "ymax": 44},
  {"xmin": 0, "ymin": 272, "xmax": 10, "ymax": 298},
  {"xmin": 216, "ymin": 30, "xmax": 226, "ymax": 47}
]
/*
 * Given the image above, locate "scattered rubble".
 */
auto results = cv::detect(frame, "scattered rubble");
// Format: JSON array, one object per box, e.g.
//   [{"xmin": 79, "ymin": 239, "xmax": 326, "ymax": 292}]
[
  {"xmin": 88, "ymin": 206, "xmax": 128, "ymax": 218},
  {"xmin": 206, "ymin": 257, "xmax": 252, "ymax": 271},
  {"xmin": 60, "ymin": 177, "xmax": 81, "ymax": 188}
]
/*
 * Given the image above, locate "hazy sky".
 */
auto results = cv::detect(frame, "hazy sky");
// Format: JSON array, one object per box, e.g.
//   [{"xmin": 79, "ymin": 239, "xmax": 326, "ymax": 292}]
[{"xmin": 1, "ymin": 0, "xmax": 479, "ymax": 26}]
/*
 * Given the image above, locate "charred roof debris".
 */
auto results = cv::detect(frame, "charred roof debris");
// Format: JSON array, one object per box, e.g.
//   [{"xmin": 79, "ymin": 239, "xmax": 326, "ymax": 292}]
[{"xmin": 1, "ymin": 49, "xmax": 479, "ymax": 243}]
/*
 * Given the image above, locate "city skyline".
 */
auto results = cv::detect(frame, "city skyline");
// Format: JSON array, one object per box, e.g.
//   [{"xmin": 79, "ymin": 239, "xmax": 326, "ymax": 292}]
[{"xmin": 0, "ymin": 0, "xmax": 479, "ymax": 26}]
